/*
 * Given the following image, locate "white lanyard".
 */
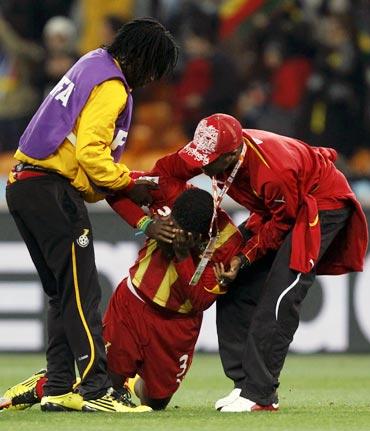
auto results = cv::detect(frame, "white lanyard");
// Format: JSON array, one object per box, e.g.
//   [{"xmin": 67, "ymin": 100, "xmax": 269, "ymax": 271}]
[{"xmin": 189, "ymin": 143, "xmax": 247, "ymax": 285}]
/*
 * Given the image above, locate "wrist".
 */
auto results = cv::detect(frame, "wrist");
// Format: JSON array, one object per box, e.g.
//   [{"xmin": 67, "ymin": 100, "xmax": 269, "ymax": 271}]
[
  {"xmin": 237, "ymin": 253, "xmax": 250, "ymax": 269},
  {"xmin": 137, "ymin": 216, "xmax": 153, "ymax": 234}
]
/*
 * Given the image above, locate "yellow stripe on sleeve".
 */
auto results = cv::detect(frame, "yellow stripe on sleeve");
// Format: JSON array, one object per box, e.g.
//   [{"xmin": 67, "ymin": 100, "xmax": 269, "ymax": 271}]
[
  {"xmin": 214, "ymin": 223, "xmax": 238, "ymax": 251},
  {"xmin": 204, "ymin": 284, "xmax": 228, "ymax": 295},
  {"xmin": 245, "ymin": 138, "xmax": 270, "ymax": 168},
  {"xmin": 178, "ymin": 299, "xmax": 193, "ymax": 314},
  {"xmin": 309, "ymin": 214, "xmax": 319, "ymax": 227}
]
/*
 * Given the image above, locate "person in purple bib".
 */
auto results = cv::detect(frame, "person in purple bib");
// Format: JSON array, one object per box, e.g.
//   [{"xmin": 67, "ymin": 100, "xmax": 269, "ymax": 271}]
[{"xmin": 5, "ymin": 17, "xmax": 178, "ymax": 413}]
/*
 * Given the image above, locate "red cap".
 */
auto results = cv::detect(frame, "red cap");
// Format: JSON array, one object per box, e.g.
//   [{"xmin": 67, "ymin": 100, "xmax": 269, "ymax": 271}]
[{"xmin": 179, "ymin": 114, "xmax": 243, "ymax": 167}]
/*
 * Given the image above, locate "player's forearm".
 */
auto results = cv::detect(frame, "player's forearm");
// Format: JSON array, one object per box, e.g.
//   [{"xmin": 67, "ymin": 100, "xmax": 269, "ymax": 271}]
[
  {"xmin": 241, "ymin": 179, "xmax": 298, "ymax": 263},
  {"xmin": 76, "ymin": 143, "xmax": 133, "ymax": 190},
  {"xmin": 245, "ymin": 212, "xmax": 264, "ymax": 234},
  {"xmin": 240, "ymin": 218, "xmax": 291, "ymax": 263},
  {"xmin": 149, "ymin": 151, "xmax": 201, "ymax": 181},
  {"xmin": 106, "ymin": 193, "xmax": 146, "ymax": 227}
]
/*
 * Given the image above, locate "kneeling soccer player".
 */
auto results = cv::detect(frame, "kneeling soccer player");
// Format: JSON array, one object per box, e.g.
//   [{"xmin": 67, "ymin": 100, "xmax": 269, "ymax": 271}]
[
  {"xmin": 104, "ymin": 187, "xmax": 243, "ymax": 410},
  {"xmin": 1, "ymin": 186, "xmax": 243, "ymax": 411}
]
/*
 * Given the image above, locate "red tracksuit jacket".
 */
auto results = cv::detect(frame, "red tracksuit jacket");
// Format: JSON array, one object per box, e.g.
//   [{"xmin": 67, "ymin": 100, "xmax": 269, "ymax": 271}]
[{"xmin": 136, "ymin": 129, "xmax": 367, "ymax": 275}]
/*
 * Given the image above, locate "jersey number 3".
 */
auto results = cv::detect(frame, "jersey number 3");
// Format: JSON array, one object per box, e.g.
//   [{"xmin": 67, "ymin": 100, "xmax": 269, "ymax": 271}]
[{"xmin": 176, "ymin": 354, "xmax": 189, "ymax": 384}]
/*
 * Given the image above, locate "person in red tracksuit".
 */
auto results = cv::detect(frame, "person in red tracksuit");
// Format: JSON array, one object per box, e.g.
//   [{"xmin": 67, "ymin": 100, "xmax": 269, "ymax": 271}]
[{"xmin": 141, "ymin": 113, "xmax": 368, "ymax": 412}]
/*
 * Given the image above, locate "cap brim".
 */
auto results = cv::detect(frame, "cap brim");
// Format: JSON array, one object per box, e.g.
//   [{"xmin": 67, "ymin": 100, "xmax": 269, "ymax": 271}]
[{"xmin": 178, "ymin": 142, "xmax": 220, "ymax": 168}]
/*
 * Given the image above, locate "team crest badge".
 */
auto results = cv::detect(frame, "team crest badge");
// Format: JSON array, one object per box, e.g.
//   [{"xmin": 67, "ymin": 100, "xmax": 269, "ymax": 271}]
[{"xmin": 77, "ymin": 229, "xmax": 90, "ymax": 248}]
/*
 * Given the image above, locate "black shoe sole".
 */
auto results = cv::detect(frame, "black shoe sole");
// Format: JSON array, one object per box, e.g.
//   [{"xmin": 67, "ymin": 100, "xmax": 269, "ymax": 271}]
[
  {"xmin": 81, "ymin": 406, "xmax": 98, "ymax": 412},
  {"xmin": 81, "ymin": 405, "xmax": 117, "ymax": 413},
  {"xmin": 41, "ymin": 403, "xmax": 76, "ymax": 412}
]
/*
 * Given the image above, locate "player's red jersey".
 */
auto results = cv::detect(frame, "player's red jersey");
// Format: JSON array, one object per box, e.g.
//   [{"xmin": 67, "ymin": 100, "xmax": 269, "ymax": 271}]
[
  {"xmin": 129, "ymin": 209, "xmax": 242, "ymax": 314},
  {"xmin": 107, "ymin": 168, "xmax": 243, "ymax": 314},
  {"xmin": 140, "ymin": 130, "xmax": 367, "ymax": 275}
]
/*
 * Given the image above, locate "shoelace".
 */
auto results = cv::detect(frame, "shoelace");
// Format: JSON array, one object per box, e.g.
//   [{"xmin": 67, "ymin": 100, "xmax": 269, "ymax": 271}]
[{"xmin": 109, "ymin": 388, "xmax": 136, "ymax": 408}]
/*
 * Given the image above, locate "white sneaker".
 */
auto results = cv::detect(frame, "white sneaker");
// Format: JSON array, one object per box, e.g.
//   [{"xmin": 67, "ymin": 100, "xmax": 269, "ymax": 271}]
[
  {"xmin": 214, "ymin": 388, "xmax": 241, "ymax": 410},
  {"xmin": 220, "ymin": 395, "xmax": 279, "ymax": 413}
]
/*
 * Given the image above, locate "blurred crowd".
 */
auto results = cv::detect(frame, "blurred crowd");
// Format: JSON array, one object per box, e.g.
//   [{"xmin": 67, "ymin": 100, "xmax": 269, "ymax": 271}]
[{"xmin": 1, "ymin": 0, "xmax": 370, "ymax": 181}]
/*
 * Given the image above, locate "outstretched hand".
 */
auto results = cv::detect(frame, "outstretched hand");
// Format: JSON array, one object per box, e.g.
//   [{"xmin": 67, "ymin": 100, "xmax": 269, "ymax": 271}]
[{"xmin": 214, "ymin": 256, "xmax": 242, "ymax": 286}]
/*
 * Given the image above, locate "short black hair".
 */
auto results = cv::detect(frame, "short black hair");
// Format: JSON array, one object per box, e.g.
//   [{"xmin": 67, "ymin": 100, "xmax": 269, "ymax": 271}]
[
  {"xmin": 106, "ymin": 17, "xmax": 179, "ymax": 89},
  {"xmin": 172, "ymin": 188, "xmax": 214, "ymax": 235}
]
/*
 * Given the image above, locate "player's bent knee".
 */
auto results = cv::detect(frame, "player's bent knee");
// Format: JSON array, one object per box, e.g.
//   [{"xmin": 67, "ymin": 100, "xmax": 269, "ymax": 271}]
[
  {"xmin": 134, "ymin": 376, "xmax": 172, "ymax": 409},
  {"xmin": 145, "ymin": 396, "xmax": 172, "ymax": 410}
]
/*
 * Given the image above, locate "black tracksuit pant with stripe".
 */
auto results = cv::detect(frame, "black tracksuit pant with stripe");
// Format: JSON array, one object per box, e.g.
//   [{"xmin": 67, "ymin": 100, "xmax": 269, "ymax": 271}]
[
  {"xmin": 216, "ymin": 207, "xmax": 351, "ymax": 406},
  {"xmin": 6, "ymin": 174, "xmax": 111, "ymax": 400}
]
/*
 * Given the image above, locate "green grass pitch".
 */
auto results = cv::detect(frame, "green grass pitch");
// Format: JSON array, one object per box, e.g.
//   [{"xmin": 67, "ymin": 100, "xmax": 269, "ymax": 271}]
[{"xmin": 1, "ymin": 353, "xmax": 370, "ymax": 431}]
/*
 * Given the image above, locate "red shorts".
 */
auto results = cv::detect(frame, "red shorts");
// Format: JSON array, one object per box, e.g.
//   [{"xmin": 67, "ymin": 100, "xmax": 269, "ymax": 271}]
[{"xmin": 103, "ymin": 279, "xmax": 203, "ymax": 399}]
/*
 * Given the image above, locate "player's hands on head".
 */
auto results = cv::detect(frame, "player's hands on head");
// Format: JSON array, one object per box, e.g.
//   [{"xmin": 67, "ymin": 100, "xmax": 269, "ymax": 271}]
[
  {"xmin": 146, "ymin": 216, "xmax": 176, "ymax": 243},
  {"xmin": 173, "ymin": 229, "xmax": 195, "ymax": 261},
  {"xmin": 126, "ymin": 179, "xmax": 159, "ymax": 206},
  {"xmin": 214, "ymin": 256, "xmax": 242, "ymax": 286}
]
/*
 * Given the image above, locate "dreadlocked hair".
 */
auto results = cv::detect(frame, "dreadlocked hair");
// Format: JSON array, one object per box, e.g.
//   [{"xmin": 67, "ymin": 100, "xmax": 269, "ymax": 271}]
[
  {"xmin": 106, "ymin": 17, "xmax": 179, "ymax": 89},
  {"xmin": 172, "ymin": 188, "xmax": 214, "ymax": 235}
]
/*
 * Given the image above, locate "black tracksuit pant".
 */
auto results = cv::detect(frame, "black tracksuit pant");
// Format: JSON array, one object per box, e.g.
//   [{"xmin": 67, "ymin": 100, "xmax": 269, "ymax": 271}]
[
  {"xmin": 6, "ymin": 174, "xmax": 111, "ymax": 400},
  {"xmin": 216, "ymin": 207, "xmax": 351, "ymax": 406}
]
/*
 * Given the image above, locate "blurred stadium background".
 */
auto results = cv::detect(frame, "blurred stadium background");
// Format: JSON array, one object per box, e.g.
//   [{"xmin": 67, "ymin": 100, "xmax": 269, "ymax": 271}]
[{"xmin": 0, "ymin": 0, "xmax": 370, "ymax": 356}]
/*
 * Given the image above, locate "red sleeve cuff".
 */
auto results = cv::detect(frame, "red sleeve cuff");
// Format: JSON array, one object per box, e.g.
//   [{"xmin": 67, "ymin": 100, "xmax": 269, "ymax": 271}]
[{"xmin": 124, "ymin": 178, "xmax": 135, "ymax": 192}]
